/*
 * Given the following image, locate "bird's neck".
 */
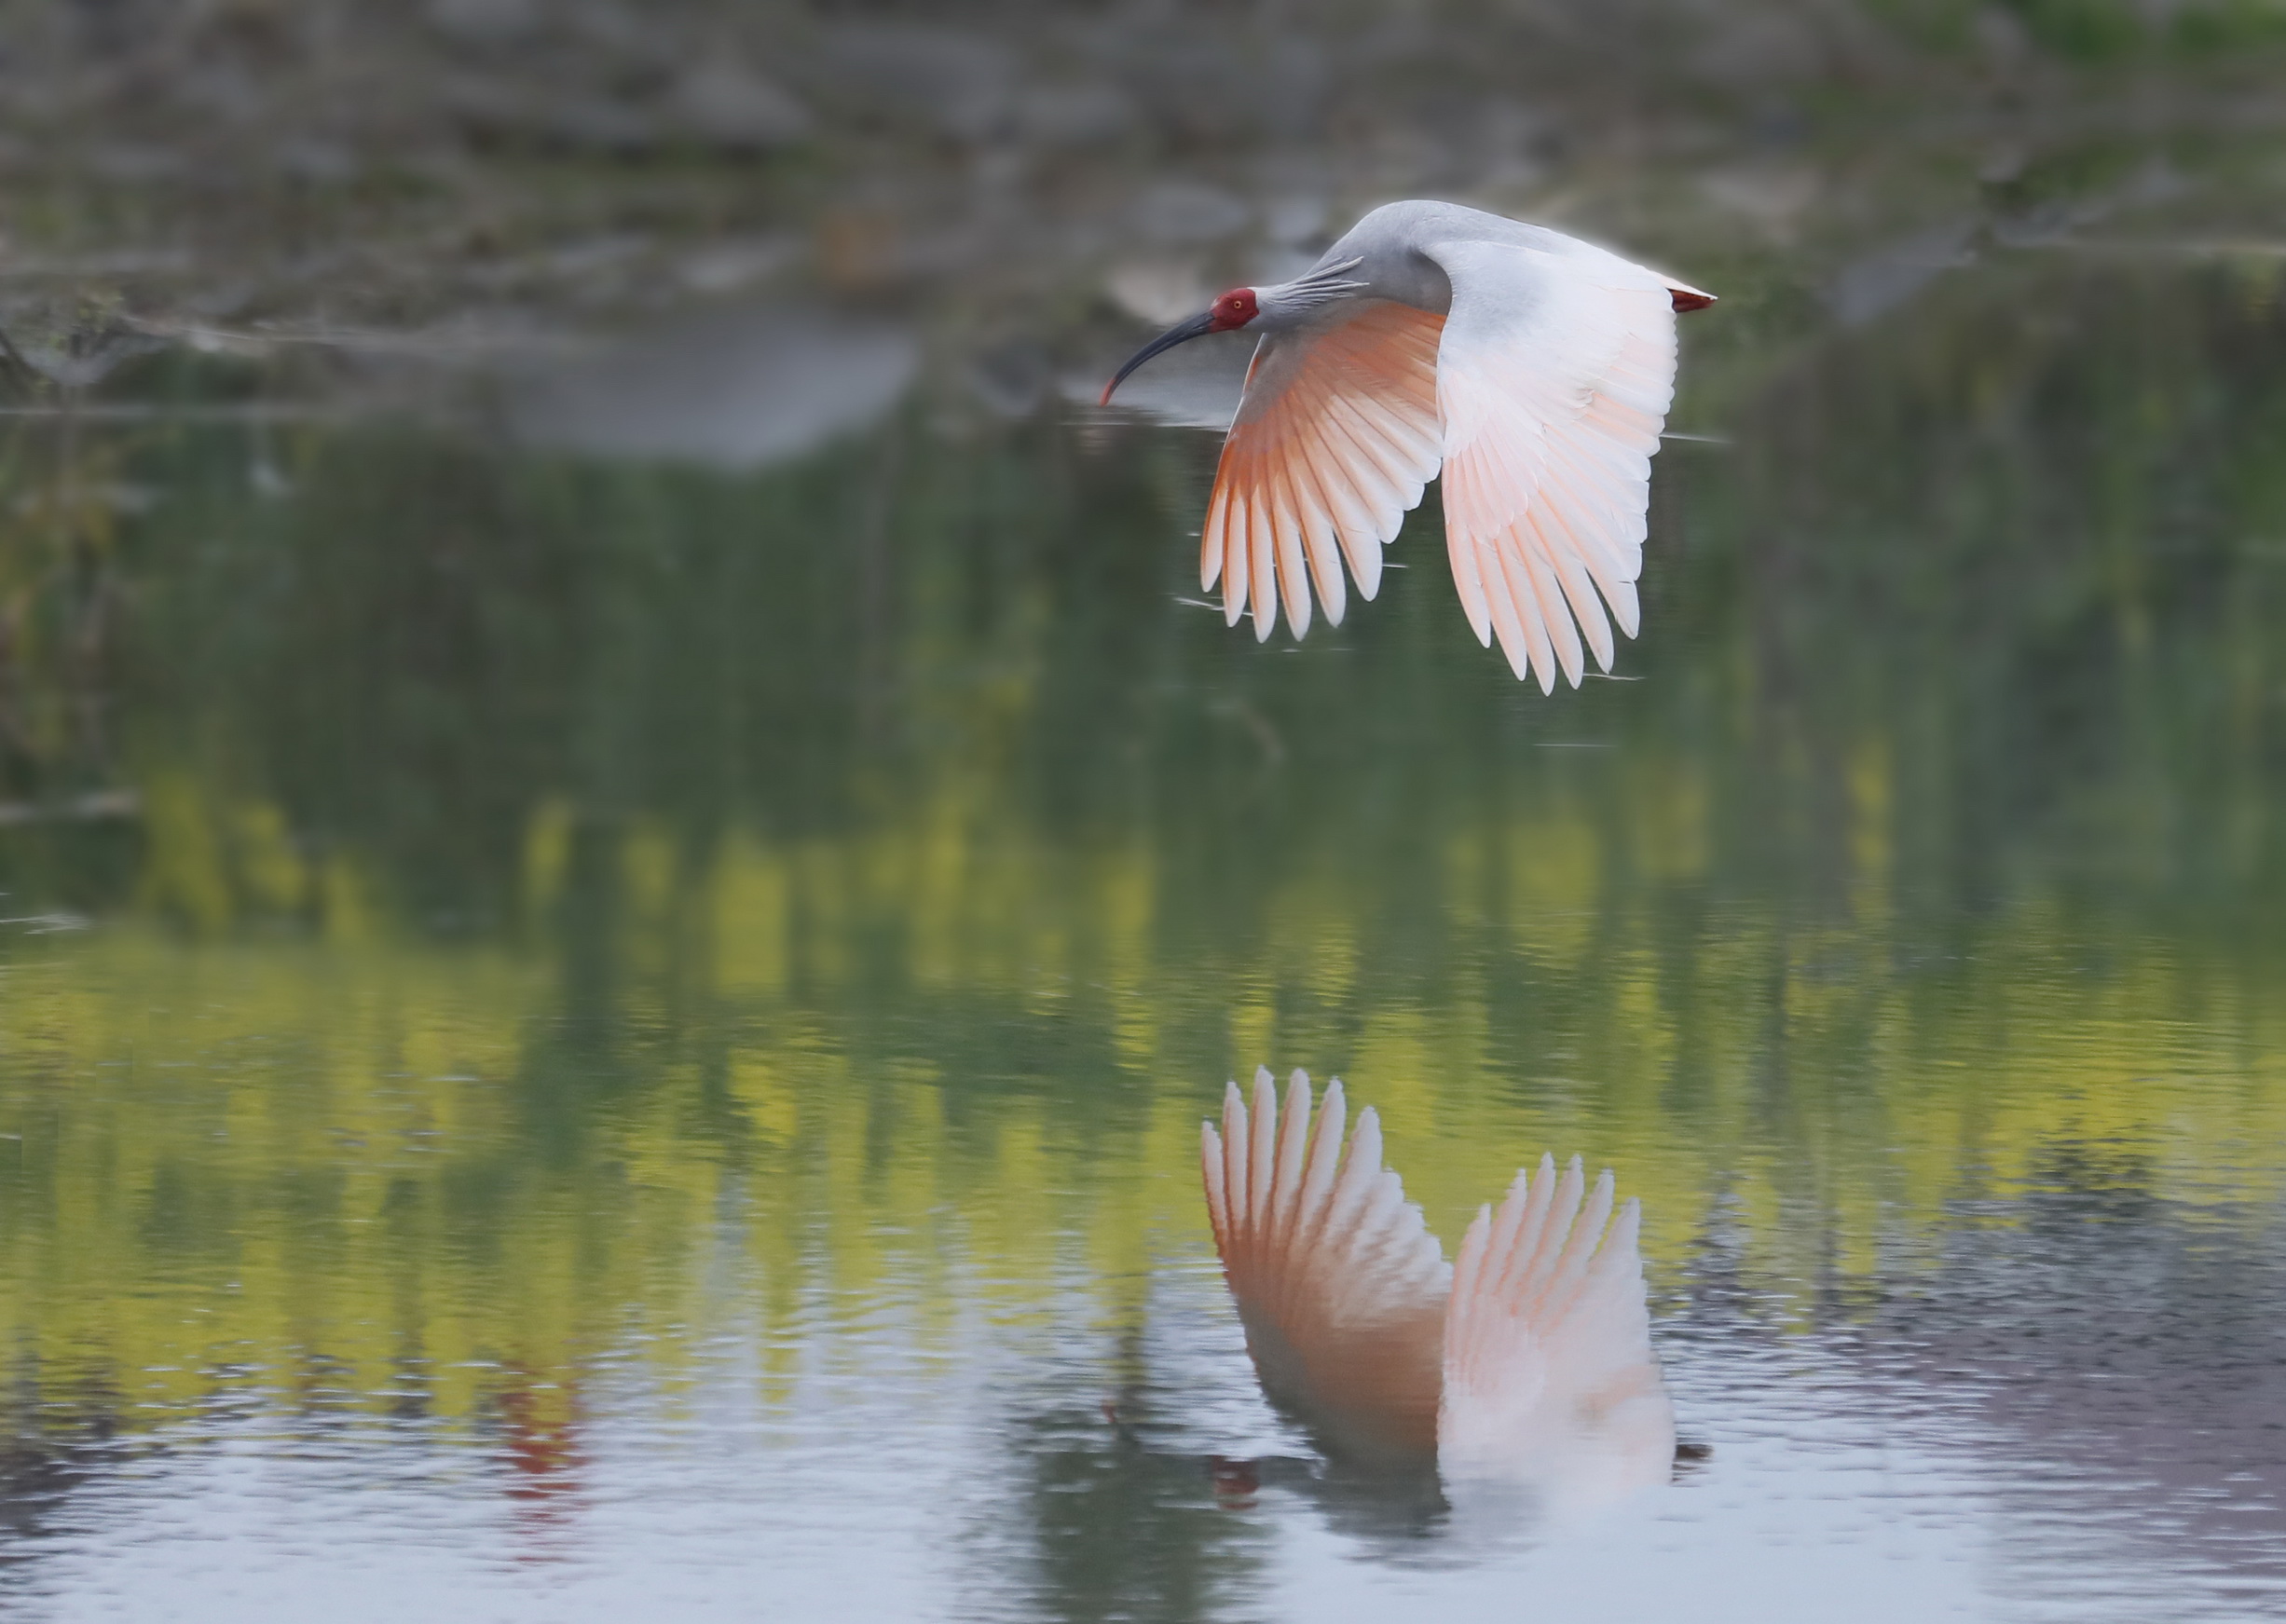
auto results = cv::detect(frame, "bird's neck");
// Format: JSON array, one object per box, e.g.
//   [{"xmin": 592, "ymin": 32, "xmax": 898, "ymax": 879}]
[{"xmin": 1252, "ymin": 258, "xmax": 1373, "ymax": 331}]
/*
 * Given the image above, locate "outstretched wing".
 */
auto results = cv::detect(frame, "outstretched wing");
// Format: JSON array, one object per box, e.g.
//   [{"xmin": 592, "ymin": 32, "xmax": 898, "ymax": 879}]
[
  {"xmin": 1203, "ymin": 303, "xmax": 1446, "ymax": 643},
  {"xmin": 1424, "ymin": 239, "xmax": 1680, "ymax": 693},
  {"xmin": 1201, "ymin": 1067, "xmax": 1451, "ymax": 1462},
  {"xmin": 1436, "ymin": 1153, "xmax": 1676, "ymax": 1500}
]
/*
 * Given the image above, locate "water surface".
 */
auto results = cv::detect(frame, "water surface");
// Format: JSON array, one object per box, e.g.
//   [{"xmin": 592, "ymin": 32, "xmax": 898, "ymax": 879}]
[{"xmin": 3, "ymin": 240, "xmax": 2285, "ymax": 1621}]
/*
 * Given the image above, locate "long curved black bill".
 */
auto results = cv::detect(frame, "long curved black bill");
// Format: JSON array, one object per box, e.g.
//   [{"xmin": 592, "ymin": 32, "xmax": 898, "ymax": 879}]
[{"xmin": 1099, "ymin": 310, "xmax": 1216, "ymax": 406}]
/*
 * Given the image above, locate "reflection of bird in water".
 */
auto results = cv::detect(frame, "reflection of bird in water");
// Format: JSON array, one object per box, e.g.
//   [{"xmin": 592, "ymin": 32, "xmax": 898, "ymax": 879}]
[
  {"xmin": 1101, "ymin": 200, "xmax": 1714, "ymax": 691},
  {"xmin": 492, "ymin": 1365, "xmax": 587, "ymax": 1557},
  {"xmin": 1196, "ymin": 1068, "xmax": 1681, "ymax": 1522}
]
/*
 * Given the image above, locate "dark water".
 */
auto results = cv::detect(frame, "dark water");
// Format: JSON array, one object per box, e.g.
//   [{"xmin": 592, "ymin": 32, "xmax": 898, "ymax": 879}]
[{"xmin": 3, "ymin": 239, "xmax": 2285, "ymax": 1621}]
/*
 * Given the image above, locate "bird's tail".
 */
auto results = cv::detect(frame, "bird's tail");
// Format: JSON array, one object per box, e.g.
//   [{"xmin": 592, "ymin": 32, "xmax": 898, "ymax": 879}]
[{"xmin": 1665, "ymin": 278, "xmax": 1718, "ymax": 313}]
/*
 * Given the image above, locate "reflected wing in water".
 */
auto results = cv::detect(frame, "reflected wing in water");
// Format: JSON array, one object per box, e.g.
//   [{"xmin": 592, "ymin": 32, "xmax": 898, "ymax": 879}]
[
  {"xmin": 1201, "ymin": 1069, "xmax": 1675, "ymax": 1511},
  {"xmin": 1439, "ymin": 1154, "xmax": 1677, "ymax": 1508},
  {"xmin": 1201, "ymin": 1068, "xmax": 1451, "ymax": 1463}
]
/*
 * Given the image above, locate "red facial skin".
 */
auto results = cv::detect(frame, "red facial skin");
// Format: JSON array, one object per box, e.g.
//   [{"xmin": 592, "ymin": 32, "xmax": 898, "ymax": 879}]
[
  {"xmin": 1208, "ymin": 1455, "xmax": 1262, "ymax": 1506},
  {"xmin": 1208, "ymin": 288, "xmax": 1260, "ymax": 331}
]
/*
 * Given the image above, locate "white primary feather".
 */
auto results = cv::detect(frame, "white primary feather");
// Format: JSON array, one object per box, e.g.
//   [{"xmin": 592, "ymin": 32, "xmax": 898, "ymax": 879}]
[{"xmin": 1425, "ymin": 238, "xmax": 1677, "ymax": 690}]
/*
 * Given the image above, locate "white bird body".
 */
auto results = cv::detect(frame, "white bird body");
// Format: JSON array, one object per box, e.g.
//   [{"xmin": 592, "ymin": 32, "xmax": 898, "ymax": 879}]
[
  {"xmin": 1102, "ymin": 200, "xmax": 1714, "ymax": 690},
  {"xmin": 1201, "ymin": 1068, "xmax": 1676, "ymax": 1508}
]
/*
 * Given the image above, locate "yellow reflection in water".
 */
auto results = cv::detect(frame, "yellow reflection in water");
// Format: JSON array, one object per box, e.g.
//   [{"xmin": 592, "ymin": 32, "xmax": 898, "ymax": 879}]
[{"xmin": 7, "ymin": 785, "xmax": 2283, "ymax": 1437}]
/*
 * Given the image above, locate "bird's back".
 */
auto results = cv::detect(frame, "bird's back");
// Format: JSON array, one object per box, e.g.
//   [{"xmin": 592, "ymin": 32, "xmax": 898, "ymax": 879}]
[{"xmin": 1311, "ymin": 199, "xmax": 1652, "ymax": 317}]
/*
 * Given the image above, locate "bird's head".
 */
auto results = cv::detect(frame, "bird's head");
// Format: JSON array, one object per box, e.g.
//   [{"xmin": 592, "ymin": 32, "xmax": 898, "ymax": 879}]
[
  {"xmin": 1099, "ymin": 286, "xmax": 1259, "ymax": 406},
  {"xmin": 1206, "ymin": 286, "xmax": 1261, "ymax": 332}
]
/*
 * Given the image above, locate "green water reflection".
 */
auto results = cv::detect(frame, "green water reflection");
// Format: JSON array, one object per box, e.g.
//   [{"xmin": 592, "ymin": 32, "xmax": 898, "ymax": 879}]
[{"xmin": 3, "ymin": 248, "xmax": 2284, "ymax": 1482}]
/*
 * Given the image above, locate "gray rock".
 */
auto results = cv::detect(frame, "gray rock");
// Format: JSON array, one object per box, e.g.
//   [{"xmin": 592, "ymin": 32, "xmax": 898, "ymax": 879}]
[
  {"xmin": 545, "ymin": 98, "xmax": 659, "ymax": 155},
  {"xmin": 675, "ymin": 234, "xmax": 803, "ymax": 294},
  {"xmin": 1131, "ymin": 182, "xmax": 1252, "ymax": 246},
  {"xmin": 1264, "ymin": 195, "xmax": 1328, "ymax": 246},
  {"xmin": 814, "ymin": 24, "xmax": 1017, "ymax": 142},
  {"xmin": 1013, "ymin": 84, "xmax": 1138, "ymax": 148},
  {"xmin": 274, "ymin": 138, "xmax": 361, "ymax": 184},
  {"xmin": 663, "ymin": 61, "xmax": 813, "ymax": 151},
  {"xmin": 508, "ymin": 303, "xmax": 918, "ymax": 470},
  {"xmin": 427, "ymin": 0, "xmax": 544, "ymax": 48}
]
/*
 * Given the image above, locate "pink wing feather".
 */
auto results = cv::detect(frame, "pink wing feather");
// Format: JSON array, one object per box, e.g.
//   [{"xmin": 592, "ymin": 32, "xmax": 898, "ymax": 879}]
[
  {"xmin": 1437, "ymin": 1153, "xmax": 1677, "ymax": 1498},
  {"xmin": 1201, "ymin": 1067, "xmax": 1450, "ymax": 1462},
  {"xmin": 1202, "ymin": 305, "xmax": 1447, "ymax": 643},
  {"xmin": 1425, "ymin": 239, "xmax": 1680, "ymax": 693}
]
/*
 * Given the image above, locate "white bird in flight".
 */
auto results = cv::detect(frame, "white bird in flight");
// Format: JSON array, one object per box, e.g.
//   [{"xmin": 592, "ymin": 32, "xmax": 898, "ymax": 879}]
[
  {"xmin": 1102, "ymin": 200, "xmax": 1715, "ymax": 691},
  {"xmin": 1202, "ymin": 1068, "xmax": 1676, "ymax": 1507}
]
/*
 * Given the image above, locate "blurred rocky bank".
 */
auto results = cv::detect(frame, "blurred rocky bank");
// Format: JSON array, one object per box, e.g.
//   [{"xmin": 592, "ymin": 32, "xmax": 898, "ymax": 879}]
[{"xmin": 2, "ymin": 0, "xmax": 2284, "ymax": 444}]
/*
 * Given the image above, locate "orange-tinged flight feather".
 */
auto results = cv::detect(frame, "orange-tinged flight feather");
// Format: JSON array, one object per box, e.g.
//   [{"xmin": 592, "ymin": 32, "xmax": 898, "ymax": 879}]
[{"xmin": 1201, "ymin": 304, "xmax": 1446, "ymax": 643}]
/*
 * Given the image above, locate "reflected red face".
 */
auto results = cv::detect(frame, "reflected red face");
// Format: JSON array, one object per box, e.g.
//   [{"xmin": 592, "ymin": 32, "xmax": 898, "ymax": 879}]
[
  {"xmin": 1207, "ymin": 287, "xmax": 1259, "ymax": 332},
  {"xmin": 1208, "ymin": 1455, "xmax": 1261, "ymax": 1505}
]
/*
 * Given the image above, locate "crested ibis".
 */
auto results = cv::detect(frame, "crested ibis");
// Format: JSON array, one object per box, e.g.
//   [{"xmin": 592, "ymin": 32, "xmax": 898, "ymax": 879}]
[{"xmin": 1102, "ymin": 200, "xmax": 1716, "ymax": 691}]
